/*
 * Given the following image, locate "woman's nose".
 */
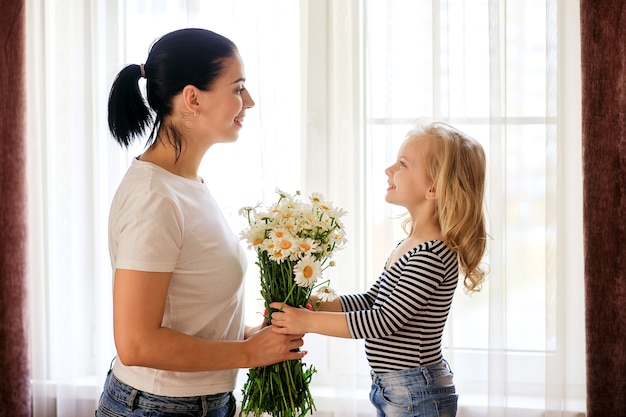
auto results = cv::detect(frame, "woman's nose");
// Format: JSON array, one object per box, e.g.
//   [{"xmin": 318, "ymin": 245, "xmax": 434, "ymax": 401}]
[{"xmin": 243, "ymin": 89, "xmax": 255, "ymax": 109}]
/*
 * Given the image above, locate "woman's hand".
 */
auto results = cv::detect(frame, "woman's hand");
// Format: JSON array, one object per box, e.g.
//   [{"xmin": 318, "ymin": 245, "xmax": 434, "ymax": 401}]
[
  {"xmin": 244, "ymin": 316, "xmax": 269, "ymax": 339},
  {"xmin": 243, "ymin": 325, "xmax": 306, "ymax": 367}
]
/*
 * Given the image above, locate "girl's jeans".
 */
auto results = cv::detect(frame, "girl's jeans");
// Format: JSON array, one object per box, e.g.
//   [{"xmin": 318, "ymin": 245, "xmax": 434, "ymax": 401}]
[
  {"xmin": 369, "ymin": 360, "xmax": 458, "ymax": 417},
  {"xmin": 95, "ymin": 370, "xmax": 236, "ymax": 417}
]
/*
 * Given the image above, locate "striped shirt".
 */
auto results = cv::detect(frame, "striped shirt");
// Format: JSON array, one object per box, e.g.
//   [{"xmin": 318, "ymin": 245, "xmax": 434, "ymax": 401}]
[{"xmin": 339, "ymin": 239, "xmax": 458, "ymax": 373}]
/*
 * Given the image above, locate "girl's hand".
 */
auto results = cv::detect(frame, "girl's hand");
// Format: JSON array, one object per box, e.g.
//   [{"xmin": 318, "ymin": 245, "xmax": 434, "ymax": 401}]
[
  {"xmin": 269, "ymin": 302, "xmax": 312, "ymax": 334},
  {"xmin": 269, "ymin": 301, "xmax": 352, "ymax": 338}
]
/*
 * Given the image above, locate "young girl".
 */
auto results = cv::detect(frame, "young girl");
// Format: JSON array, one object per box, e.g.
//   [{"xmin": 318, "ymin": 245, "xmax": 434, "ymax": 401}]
[
  {"xmin": 270, "ymin": 121, "xmax": 488, "ymax": 417},
  {"xmin": 96, "ymin": 28, "xmax": 305, "ymax": 417}
]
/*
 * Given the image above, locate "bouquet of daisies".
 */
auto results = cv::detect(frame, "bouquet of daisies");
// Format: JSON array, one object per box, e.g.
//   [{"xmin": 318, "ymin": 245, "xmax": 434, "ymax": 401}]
[{"xmin": 239, "ymin": 190, "xmax": 347, "ymax": 417}]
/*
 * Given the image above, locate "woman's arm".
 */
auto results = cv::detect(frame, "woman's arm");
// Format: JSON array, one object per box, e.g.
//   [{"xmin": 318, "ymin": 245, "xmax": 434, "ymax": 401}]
[{"xmin": 113, "ymin": 269, "xmax": 306, "ymax": 372}]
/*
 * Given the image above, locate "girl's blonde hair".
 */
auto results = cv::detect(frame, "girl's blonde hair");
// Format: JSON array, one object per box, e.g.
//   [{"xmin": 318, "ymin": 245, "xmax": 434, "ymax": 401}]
[{"xmin": 402, "ymin": 121, "xmax": 488, "ymax": 292}]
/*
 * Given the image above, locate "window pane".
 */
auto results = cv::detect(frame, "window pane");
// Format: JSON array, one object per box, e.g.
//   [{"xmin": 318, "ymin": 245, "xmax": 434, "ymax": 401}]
[
  {"xmin": 364, "ymin": 0, "xmax": 553, "ymax": 354},
  {"xmin": 123, "ymin": 0, "xmax": 302, "ymax": 326}
]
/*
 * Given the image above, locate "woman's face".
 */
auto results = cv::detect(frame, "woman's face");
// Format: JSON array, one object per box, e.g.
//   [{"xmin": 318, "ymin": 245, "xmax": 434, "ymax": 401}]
[{"xmin": 196, "ymin": 52, "xmax": 255, "ymax": 143}]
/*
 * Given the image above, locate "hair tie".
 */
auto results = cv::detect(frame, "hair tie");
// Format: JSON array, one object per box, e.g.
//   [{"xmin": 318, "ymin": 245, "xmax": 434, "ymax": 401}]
[{"xmin": 140, "ymin": 63, "xmax": 146, "ymax": 78}]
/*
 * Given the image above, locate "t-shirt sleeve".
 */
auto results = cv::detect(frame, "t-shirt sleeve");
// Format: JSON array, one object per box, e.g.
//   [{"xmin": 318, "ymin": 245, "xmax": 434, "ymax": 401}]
[{"xmin": 112, "ymin": 190, "xmax": 183, "ymax": 272}]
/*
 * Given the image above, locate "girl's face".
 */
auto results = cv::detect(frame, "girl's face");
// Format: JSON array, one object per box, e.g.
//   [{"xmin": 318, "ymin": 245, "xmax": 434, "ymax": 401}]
[
  {"xmin": 196, "ymin": 53, "xmax": 255, "ymax": 143},
  {"xmin": 384, "ymin": 135, "xmax": 433, "ymax": 210}
]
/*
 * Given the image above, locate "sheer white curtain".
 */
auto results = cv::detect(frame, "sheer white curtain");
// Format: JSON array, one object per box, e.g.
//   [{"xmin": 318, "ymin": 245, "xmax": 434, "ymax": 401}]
[
  {"xmin": 361, "ymin": 1, "xmax": 585, "ymax": 416},
  {"xmin": 26, "ymin": 1, "xmax": 361, "ymax": 416},
  {"xmin": 299, "ymin": 1, "xmax": 369, "ymax": 415},
  {"xmin": 26, "ymin": 1, "xmax": 124, "ymax": 416}
]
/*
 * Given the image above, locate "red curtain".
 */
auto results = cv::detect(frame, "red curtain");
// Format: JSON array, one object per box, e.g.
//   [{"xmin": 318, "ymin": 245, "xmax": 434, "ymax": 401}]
[
  {"xmin": 0, "ymin": 0, "xmax": 30, "ymax": 415},
  {"xmin": 580, "ymin": 1, "xmax": 626, "ymax": 415}
]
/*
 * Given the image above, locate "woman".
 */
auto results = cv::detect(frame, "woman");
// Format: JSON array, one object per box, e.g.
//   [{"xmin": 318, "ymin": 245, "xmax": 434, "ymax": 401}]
[{"xmin": 96, "ymin": 28, "xmax": 305, "ymax": 417}]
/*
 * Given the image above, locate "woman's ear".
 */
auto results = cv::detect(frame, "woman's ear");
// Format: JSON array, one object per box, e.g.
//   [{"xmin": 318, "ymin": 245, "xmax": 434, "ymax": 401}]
[{"xmin": 181, "ymin": 85, "xmax": 200, "ymax": 114}]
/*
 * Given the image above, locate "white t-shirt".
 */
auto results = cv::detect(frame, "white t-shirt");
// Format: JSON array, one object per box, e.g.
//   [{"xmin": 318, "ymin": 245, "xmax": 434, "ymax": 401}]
[{"xmin": 108, "ymin": 158, "xmax": 246, "ymax": 397}]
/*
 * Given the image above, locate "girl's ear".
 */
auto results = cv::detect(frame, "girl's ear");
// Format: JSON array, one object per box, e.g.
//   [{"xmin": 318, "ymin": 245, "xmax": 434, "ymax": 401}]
[{"xmin": 426, "ymin": 186, "xmax": 437, "ymax": 200}]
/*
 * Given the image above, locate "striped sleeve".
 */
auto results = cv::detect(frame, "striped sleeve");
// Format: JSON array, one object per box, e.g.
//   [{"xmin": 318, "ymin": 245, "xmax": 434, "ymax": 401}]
[
  {"xmin": 344, "ymin": 249, "xmax": 447, "ymax": 339},
  {"xmin": 339, "ymin": 280, "xmax": 379, "ymax": 312},
  {"xmin": 339, "ymin": 240, "xmax": 459, "ymax": 371}
]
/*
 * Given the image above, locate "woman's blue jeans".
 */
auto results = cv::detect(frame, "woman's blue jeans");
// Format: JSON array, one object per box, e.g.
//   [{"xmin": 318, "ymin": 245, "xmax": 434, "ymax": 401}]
[
  {"xmin": 369, "ymin": 360, "xmax": 458, "ymax": 417},
  {"xmin": 95, "ymin": 371, "xmax": 236, "ymax": 417}
]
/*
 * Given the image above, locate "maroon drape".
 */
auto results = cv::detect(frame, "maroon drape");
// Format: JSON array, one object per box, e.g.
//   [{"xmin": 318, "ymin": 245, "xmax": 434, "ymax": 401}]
[
  {"xmin": 580, "ymin": 1, "xmax": 626, "ymax": 415},
  {"xmin": 0, "ymin": 0, "xmax": 30, "ymax": 415}
]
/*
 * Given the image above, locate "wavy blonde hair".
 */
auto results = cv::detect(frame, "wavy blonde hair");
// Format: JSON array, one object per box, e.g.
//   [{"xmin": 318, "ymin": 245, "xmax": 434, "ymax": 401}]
[{"xmin": 401, "ymin": 121, "xmax": 488, "ymax": 292}]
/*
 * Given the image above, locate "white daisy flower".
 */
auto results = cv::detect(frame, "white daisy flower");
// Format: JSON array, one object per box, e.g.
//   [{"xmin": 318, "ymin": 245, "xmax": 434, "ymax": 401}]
[
  {"xmin": 298, "ymin": 238, "xmax": 318, "ymax": 254},
  {"xmin": 293, "ymin": 255, "xmax": 322, "ymax": 288},
  {"xmin": 268, "ymin": 248, "xmax": 289, "ymax": 263},
  {"xmin": 239, "ymin": 228, "xmax": 265, "ymax": 248},
  {"xmin": 309, "ymin": 192, "xmax": 326, "ymax": 205},
  {"xmin": 262, "ymin": 239, "xmax": 287, "ymax": 263},
  {"xmin": 273, "ymin": 235, "xmax": 298, "ymax": 259},
  {"xmin": 315, "ymin": 285, "xmax": 338, "ymax": 302}
]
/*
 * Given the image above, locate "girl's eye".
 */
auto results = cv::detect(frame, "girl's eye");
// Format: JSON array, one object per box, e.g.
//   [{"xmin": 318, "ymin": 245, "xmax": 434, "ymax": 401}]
[
  {"xmin": 236, "ymin": 86, "xmax": 245, "ymax": 94},
  {"xmin": 399, "ymin": 161, "xmax": 406, "ymax": 167}
]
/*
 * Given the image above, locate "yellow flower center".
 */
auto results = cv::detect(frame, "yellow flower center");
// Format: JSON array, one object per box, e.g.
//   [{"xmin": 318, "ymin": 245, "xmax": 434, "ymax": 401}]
[
  {"xmin": 275, "ymin": 231, "xmax": 284, "ymax": 238},
  {"xmin": 253, "ymin": 238, "xmax": 263, "ymax": 246},
  {"xmin": 303, "ymin": 265, "xmax": 314, "ymax": 278},
  {"xmin": 300, "ymin": 243, "xmax": 311, "ymax": 251},
  {"xmin": 280, "ymin": 240, "xmax": 292, "ymax": 249}
]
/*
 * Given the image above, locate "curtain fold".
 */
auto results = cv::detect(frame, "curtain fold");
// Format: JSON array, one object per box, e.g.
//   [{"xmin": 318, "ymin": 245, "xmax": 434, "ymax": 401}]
[
  {"xmin": 0, "ymin": 0, "xmax": 30, "ymax": 415},
  {"xmin": 580, "ymin": 1, "xmax": 626, "ymax": 416}
]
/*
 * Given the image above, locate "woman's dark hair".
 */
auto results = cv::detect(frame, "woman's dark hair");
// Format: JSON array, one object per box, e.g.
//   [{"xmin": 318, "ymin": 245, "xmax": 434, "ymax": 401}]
[{"xmin": 107, "ymin": 28, "xmax": 237, "ymax": 156}]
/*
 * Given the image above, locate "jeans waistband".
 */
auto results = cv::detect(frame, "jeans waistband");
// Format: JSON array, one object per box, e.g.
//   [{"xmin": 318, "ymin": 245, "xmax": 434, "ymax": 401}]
[
  {"xmin": 370, "ymin": 359, "xmax": 453, "ymax": 385},
  {"xmin": 107, "ymin": 371, "xmax": 231, "ymax": 413}
]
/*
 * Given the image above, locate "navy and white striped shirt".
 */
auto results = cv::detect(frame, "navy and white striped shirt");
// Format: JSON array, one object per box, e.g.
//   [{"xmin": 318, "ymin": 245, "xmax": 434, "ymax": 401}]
[{"xmin": 339, "ymin": 240, "xmax": 458, "ymax": 373}]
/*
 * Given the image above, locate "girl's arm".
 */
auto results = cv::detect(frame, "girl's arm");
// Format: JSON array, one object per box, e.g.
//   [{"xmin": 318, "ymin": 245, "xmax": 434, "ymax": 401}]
[
  {"xmin": 271, "ymin": 251, "xmax": 449, "ymax": 340},
  {"xmin": 113, "ymin": 269, "xmax": 306, "ymax": 371},
  {"xmin": 269, "ymin": 302, "xmax": 352, "ymax": 338},
  {"xmin": 309, "ymin": 295, "xmax": 343, "ymax": 312}
]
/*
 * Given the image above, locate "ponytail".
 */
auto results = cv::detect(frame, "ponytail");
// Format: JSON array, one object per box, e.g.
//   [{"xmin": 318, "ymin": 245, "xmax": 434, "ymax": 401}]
[
  {"xmin": 107, "ymin": 64, "xmax": 153, "ymax": 147},
  {"xmin": 107, "ymin": 29, "xmax": 238, "ymax": 151}
]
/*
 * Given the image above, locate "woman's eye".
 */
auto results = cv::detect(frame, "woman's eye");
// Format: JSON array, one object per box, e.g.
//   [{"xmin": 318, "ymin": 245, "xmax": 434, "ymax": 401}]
[
  {"xmin": 236, "ymin": 87, "xmax": 245, "ymax": 94},
  {"xmin": 399, "ymin": 161, "xmax": 406, "ymax": 167}
]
